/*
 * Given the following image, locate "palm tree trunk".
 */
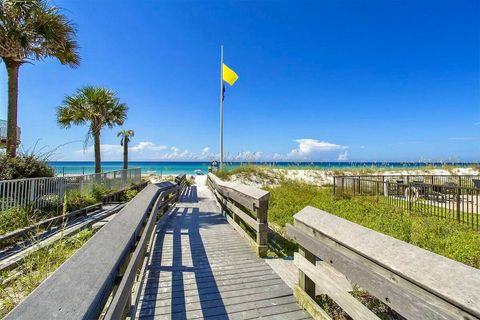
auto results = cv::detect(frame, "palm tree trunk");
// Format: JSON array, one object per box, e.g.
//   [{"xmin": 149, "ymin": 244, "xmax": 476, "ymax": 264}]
[
  {"xmin": 94, "ymin": 130, "xmax": 101, "ymax": 173},
  {"xmin": 4, "ymin": 60, "xmax": 20, "ymax": 157},
  {"xmin": 123, "ymin": 139, "xmax": 128, "ymax": 170}
]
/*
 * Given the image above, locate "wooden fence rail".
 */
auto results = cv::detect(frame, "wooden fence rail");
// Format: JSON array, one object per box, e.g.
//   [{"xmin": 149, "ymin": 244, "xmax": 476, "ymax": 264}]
[
  {"xmin": 287, "ymin": 206, "xmax": 480, "ymax": 320},
  {"xmin": 207, "ymin": 173, "xmax": 269, "ymax": 257},
  {"xmin": 4, "ymin": 174, "xmax": 186, "ymax": 320}
]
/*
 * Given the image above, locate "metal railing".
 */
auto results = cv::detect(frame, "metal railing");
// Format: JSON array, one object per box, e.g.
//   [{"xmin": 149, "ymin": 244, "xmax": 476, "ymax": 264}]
[
  {"xmin": 334, "ymin": 176, "xmax": 480, "ymax": 230},
  {"xmin": 334, "ymin": 174, "xmax": 480, "ymax": 188},
  {"xmin": 0, "ymin": 168, "xmax": 141, "ymax": 211}
]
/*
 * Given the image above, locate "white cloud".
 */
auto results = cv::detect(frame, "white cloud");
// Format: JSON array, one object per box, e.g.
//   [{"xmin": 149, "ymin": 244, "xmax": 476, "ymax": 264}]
[
  {"xmin": 130, "ymin": 141, "xmax": 167, "ymax": 152},
  {"xmin": 74, "ymin": 141, "xmax": 197, "ymax": 160},
  {"xmin": 272, "ymin": 153, "xmax": 284, "ymax": 160},
  {"xmin": 201, "ymin": 147, "xmax": 210, "ymax": 157},
  {"xmin": 288, "ymin": 139, "xmax": 347, "ymax": 159},
  {"xmin": 337, "ymin": 151, "xmax": 348, "ymax": 161},
  {"xmin": 70, "ymin": 139, "xmax": 349, "ymax": 162},
  {"xmin": 449, "ymin": 137, "xmax": 476, "ymax": 141}
]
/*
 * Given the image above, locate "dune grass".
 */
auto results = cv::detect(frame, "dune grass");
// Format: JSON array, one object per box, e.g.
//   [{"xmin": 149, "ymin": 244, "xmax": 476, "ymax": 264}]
[
  {"xmin": 217, "ymin": 163, "xmax": 478, "ymax": 178},
  {"xmin": 0, "ymin": 228, "xmax": 95, "ymax": 317},
  {"xmin": 265, "ymin": 180, "xmax": 480, "ymax": 268}
]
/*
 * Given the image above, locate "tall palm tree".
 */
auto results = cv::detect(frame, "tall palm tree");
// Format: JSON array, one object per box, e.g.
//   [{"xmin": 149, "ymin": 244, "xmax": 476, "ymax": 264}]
[
  {"xmin": 57, "ymin": 86, "xmax": 128, "ymax": 174},
  {"xmin": 117, "ymin": 129, "xmax": 134, "ymax": 170},
  {"xmin": 0, "ymin": 0, "xmax": 80, "ymax": 157}
]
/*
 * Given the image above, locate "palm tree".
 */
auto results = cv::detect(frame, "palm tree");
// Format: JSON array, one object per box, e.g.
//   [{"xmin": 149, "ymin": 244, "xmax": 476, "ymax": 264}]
[
  {"xmin": 0, "ymin": 0, "xmax": 80, "ymax": 157},
  {"xmin": 57, "ymin": 86, "xmax": 128, "ymax": 174},
  {"xmin": 117, "ymin": 129, "xmax": 134, "ymax": 170}
]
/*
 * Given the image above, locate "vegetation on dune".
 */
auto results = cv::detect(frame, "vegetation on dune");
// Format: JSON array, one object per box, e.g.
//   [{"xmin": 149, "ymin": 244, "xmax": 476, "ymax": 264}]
[
  {"xmin": 0, "ymin": 228, "xmax": 94, "ymax": 317},
  {"xmin": 57, "ymin": 86, "xmax": 128, "ymax": 174},
  {"xmin": 0, "ymin": 152, "xmax": 54, "ymax": 180},
  {"xmin": 0, "ymin": 0, "xmax": 80, "ymax": 157},
  {"xmin": 266, "ymin": 180, "xmax": 480, "ymax": 268},
  {"xmin": 216, "ymin": 163, "xmax": 479, "ymax": 181}
]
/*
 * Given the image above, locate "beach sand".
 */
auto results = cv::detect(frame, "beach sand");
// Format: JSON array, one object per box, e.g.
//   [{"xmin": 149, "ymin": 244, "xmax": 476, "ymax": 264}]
[{"xmin": 141, "ymin": 167, "xmax": 480, "ymax": 188}]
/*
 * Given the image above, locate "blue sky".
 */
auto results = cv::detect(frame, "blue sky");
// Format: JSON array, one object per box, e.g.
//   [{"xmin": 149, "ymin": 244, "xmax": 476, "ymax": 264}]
[{"xmin": 1, "ymin": 0, "xmax": 479, "ymax": 162}]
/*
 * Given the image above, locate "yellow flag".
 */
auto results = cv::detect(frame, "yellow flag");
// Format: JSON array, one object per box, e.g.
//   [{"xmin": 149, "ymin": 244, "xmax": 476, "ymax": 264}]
[{"xmin": 222, "ymin": 63, "xmax": 239, "ymax": 86}]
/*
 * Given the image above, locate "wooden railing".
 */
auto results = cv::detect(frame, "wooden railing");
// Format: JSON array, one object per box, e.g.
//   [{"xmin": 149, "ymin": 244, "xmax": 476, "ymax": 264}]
[
  {"xmin": 207, "ymin": 173, "xmax": 269, "ymax": 257},
  {"xmin": 287, "ymin": 206, "xmax": 480, "ymax": 320},
  {"xmin": 5, "ymin": 174, "xmax": 186, "ymax": 320}
]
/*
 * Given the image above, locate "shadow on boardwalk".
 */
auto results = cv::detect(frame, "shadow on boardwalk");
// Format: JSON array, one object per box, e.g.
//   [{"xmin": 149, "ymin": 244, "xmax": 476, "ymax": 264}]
[
  {"xmin": 136, "ymin": 185, "xmax": 310, "ymax": 320},
  {"xmin": 138, "ymin": 186, "xmax": 228, "ymax": 319}
]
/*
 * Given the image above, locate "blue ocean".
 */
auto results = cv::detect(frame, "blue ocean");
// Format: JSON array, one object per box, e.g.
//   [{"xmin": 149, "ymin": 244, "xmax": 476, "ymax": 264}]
[{"xmin": 47, "ymin": 161, "xmax": 477, "ymax": 176}]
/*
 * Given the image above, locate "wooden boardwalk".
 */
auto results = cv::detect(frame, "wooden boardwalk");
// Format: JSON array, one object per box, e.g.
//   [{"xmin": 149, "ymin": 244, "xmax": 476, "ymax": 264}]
[{"xmin": 135, "ymin": 183, "xmax": 311, "ymax": 320}]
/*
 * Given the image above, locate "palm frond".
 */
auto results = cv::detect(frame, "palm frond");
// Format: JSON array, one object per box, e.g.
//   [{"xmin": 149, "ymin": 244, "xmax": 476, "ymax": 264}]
[{"xmin": 0, "ymin": 0, "xmax": 80, "ymax": 66}]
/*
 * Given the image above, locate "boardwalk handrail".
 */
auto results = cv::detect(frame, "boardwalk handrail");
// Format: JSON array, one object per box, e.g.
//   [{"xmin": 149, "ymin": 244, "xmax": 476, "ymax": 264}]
[
  {"xmin": 287, "ymin": 206, "xmax": 480, "ymax": 320},
  {"xmin": 207, "ymin": 173, "xmax": 269, "ymax": 257},
  {"xmin": 5, "ymin": 174, "xmax": 186, "ymax": 320}
]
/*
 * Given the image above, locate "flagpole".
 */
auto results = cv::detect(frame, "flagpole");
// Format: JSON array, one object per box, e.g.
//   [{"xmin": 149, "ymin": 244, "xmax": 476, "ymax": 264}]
[{"xmin": 219, "ymin": 45, "xmax": 224, "ymax": 170}]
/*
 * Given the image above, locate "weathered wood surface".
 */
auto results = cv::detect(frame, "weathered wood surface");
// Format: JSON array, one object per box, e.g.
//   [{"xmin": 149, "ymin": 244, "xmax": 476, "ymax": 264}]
[
  {"xmin": 135, "ymin": 183, "xmax": 310, "ymax": 320},
  {"xmin": 207, "ymin": 173, "xmax": 269, "ymax": 211},
  {"xmin": 294, "ymin": 253, "xmax": 380, "ymax": 320},
  {"xmin": 207, "ymin": 173, "xmax": 269, "ymax": 257},
  {"xmin": 4, "ymin": 182, "xmax": 176, "ymax": 320},
  {"xmin": 289, "ymin": 206, "xmax": 480, "ymax": 320}
]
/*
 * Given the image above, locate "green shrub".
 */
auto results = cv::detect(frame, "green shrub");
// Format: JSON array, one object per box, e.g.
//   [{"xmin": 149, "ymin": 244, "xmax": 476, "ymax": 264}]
[
  {"xmin": 0, "ymin": 207, "xmax": 32, "ymax": 235},
  {"xmin": 123, "ymin": 188, "xmax": 138, "ymax": 201},
  {"xmin": 0, "ymin": 153, "xmax": 54, "ymax": 180},
  {"xmin": 65, "ymin": 190, "xmax": 97, "ymax": 212},
  {"xmin": 91, "ymin": 184, "xmax": 114, "ymax": 202},
  {"xmin": 266, "ymin": 181, "xmax": 480, "ymax": 268}
]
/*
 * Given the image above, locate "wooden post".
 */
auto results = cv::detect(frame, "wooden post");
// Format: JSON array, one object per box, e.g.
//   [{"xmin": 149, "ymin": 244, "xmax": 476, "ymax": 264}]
[
  {"xmin": 256, "ymin": 200, "xmax": 268, "ymax": 258},
  {"xmin": 298, "ymin": 246, "xmax": 315, "ymax": 298}
]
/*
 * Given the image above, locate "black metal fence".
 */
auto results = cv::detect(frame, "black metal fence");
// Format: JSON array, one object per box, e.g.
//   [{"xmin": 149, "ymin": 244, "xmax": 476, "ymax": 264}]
[{"xmin": 333, "ymin": 175, "xmax": 480, "ymax": 230}]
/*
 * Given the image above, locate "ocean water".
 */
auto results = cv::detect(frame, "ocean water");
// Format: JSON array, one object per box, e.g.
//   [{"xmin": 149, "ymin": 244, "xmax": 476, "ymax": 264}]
[{"xmin": 48, "ymin": 161, "xmax": 477, "ymax": 176}]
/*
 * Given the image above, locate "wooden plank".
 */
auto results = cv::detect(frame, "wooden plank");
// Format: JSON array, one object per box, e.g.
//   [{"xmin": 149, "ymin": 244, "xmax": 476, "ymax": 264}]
[
  {"xmin": 294, "ymin": 206, "xmax": 480, "ymax": 316},
  {"xmin": 105, "ymin": 187, "xmax": 173, "ymax": 319},
  {"xmin": 225, "ymin": 214, "xmax": 259, "ymax": 253},
  {"xmin": 295, "ymin": 207, "xmax": 480, "ymax": 319},
  {"xmin": 193, "ymin": 296, "xmax": 299, "ymax": 319},
  {"xmin": 287, "ymin": 222, "xmax": 477, "ymax": 320},
  {"xmin": 295, "ymin": 253, "xmax": 380, "ymax": 320},
  {"xmin": 140, "ymin": 286, "xmax": 294, "ymax": 313},
  {"xmin": 208, "ymin": 173, "xmax": 269, "ymax": 211},
  {"xmin": 223, "ymin": 195, "xmax": 259, "ymax": 231},
  {"xmin": 294, "ymin": 286, "xmax": 332, "ymax": 320}
]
